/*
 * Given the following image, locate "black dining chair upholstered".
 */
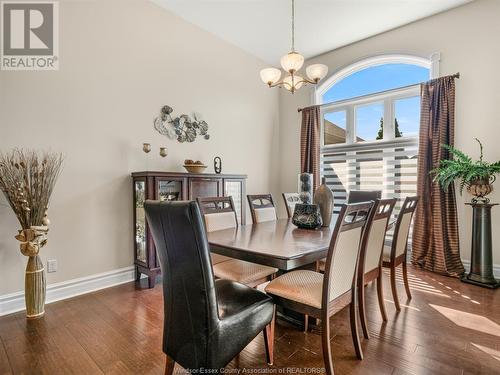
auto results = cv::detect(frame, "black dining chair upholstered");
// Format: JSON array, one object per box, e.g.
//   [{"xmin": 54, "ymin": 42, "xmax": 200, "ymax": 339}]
[
  {"xmin": 144, "ymin": 200, "xmax": 275, "ymax": 371},
  {"xmin": 348, "ymin": 190, "xmax": 382, "ymax": 203}
]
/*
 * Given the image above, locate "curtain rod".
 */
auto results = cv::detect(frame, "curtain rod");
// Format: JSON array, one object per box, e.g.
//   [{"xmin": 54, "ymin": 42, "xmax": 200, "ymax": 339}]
[{"xmin": 297, "ymin": 72, "xmax": 460, "ymax": 113}]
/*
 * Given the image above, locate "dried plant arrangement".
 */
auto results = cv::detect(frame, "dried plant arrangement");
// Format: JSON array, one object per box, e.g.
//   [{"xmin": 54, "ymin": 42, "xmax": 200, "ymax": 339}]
[{"xmin": 0, "ymin": 149, "xmax": 63, "ymax": 318}]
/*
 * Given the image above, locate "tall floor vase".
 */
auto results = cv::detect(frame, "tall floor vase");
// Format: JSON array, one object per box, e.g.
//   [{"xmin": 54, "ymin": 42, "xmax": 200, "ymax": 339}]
[{"xmin": 25, "ymin": 255, "xmax": 46, "ymax": 319}]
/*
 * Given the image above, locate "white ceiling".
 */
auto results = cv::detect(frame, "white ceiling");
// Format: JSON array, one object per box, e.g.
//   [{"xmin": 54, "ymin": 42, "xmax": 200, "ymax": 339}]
[{"xmin": 152, "ymin": 0, "xmax": 472, "ymax": 65}]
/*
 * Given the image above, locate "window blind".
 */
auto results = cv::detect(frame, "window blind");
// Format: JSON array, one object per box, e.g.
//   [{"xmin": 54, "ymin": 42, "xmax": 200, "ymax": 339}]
[{"xmin": 320, "ymin": 139, "xmax": 418, "ymax": 220}]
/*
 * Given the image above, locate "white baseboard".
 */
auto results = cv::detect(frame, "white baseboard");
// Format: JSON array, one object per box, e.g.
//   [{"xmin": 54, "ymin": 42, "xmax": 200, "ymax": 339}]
[
  {"xmin": 0, "ymin": 266, "xmax": 141, "ymax": 317},
  {"xmin": 1, "ymin": 259, "xmax": 497, "ymax": 317},
  {"xmin": 462, "ymin": 260, "xmax": 500, "ymax": 279}
]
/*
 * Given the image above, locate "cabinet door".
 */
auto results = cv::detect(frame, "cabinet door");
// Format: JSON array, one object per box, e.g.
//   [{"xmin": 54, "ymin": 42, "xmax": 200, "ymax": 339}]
[
  {"xmin": 224, "ymin": 179, "xmax": 246, "ymax": 225},
  {"xmin": 189, "ymin": 178, "xmax": 222, "ymax": 200},
  {"xmin": 134, "ymin": 179, "xmax": 147, "ymax": 264},
  {"xmin": 156, "ymin": 177, "xmax": 186, "ymax": 201}
]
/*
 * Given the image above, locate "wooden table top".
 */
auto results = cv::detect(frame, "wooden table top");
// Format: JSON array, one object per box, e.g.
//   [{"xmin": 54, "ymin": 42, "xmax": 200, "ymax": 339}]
[{"xmin": 207, "ymin": 218, "xmax": 335, "ymax": 271}]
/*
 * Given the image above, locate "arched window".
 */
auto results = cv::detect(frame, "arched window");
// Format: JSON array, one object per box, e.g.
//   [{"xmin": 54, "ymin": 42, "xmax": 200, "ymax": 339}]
[{"xmin": 317, "ymin": 54, "xmax": 436, "ymax": 216}]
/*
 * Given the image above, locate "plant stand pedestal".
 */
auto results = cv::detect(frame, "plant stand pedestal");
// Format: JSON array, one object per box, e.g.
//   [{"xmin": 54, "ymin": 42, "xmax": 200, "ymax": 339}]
[{"xmin": 462, "ymin": 203, "xmax": 500, "ymax": 289}]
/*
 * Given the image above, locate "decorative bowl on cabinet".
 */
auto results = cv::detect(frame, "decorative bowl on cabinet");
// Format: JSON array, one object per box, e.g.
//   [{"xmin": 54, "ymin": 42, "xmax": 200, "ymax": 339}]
[{"xmin": 183, "ymin": 164, "xmax": 207, "ymax": 173}]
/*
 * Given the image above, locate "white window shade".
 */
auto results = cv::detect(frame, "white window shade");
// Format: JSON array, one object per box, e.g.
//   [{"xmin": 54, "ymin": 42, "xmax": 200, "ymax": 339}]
[{"xmin": 320, "ymin": 139, "xmax": 418, "ymax": 216}]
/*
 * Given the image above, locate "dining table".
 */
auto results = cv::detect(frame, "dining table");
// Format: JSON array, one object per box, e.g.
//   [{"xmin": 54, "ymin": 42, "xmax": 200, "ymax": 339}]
[
  {"xmin": 207, "ymin": 217, "xmax": 337, "ymax": 272},
  {"xmin": 207, "ymin": 211, "xmax": 396, "ymax": 269}
]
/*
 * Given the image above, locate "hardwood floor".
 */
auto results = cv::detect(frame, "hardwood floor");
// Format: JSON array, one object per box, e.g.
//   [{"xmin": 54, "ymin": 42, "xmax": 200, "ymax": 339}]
[{"xmin": 1, "ymin": 265, "xmax": 499, "ymax": 374}]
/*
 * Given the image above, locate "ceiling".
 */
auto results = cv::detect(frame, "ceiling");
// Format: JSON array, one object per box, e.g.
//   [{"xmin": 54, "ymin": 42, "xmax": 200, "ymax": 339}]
[{"xmin": 152, "ymin": 0, "xmax": 472, "ymax": 65}]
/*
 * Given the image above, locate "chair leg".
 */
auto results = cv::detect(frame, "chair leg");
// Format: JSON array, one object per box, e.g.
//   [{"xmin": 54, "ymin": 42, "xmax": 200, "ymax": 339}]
[
  {"xmin": 165, "ymin": 355, "xmax": 175, "ymax": 375},
  {"xmin": 358, "ymin": 281, "xmax": 370, "ymax": 339},
  {"xmin": 263, "ymin": 307, "xmax": 275, "ymax": 365},
  {"xmin": 402, "ymin": 260, "xmax": 412, "ymax": 300},
  {"xmin": 321, "ymin": 314, "xmax": 335, "ymax": 375},
  {"xmin": 304, "ymin": 314, "xmax": 309, "ymax": 333},
  {"xmin": 350, "ymin": 297, "xmax": 363, "ymax": 360},
  {"xmin": 390, "ymin": 265, "xmax": 401, "ymax": 312},
  {"xmin": 376, "ymin": 271, "xmax": 388, "ymax": 322}
]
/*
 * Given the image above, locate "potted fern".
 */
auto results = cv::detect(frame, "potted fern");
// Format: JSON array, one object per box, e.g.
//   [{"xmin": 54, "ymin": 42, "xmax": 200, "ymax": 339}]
[{"xmin": 432, "ymin": 138, "xmax": 500, "ymax": 203}]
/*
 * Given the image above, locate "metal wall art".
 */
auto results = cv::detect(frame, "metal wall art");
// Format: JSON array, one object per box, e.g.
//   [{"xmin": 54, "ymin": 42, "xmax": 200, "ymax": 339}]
[{"xmin": 154, "ymin": 105, "xmax": 210, "ymax": 143}]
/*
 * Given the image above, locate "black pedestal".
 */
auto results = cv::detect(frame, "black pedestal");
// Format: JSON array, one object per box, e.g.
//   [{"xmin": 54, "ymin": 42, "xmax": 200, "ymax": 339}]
[{"xmin": 461, "ymin": 203, "xmax": 500, "ymax": 289}]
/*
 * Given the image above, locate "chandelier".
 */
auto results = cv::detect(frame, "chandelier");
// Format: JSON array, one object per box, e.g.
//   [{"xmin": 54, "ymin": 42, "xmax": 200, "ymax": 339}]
[{"xmin": 260, "ymin": 0, "xmax": 328, "ymax": 94}]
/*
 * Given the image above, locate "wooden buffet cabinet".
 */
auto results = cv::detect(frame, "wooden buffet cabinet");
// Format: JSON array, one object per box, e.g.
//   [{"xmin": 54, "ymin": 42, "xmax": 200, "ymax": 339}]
[{"xmin": 131, "ymin": 171, "xmax": 247, "ymax": 288}]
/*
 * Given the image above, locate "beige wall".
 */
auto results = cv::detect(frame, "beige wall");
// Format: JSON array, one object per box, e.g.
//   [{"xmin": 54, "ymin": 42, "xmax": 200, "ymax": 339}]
[
  {"xmin": 0, "ymin": 0, "xmax": 279, "ymax": 295},
  {"xmin": 278, "ymin": 0, "xmax": 500, "ymax": 265},
  {"xmin": 2, "ymin": 0, "xmax": 499, "ymax": 299}
]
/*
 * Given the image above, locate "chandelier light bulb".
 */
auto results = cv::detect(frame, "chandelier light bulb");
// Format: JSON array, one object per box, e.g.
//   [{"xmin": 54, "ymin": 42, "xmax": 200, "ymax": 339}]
[
  {"xmin": 306, "ymin": 64, "xmax": 329, "ymax": 82},
  {"xmin": 260, "ymin": 68, "xmax": 282, "ymax": 85},
  {"xmin": 280, "ymin": 51, "xmax": 304, "ymax": 73}
]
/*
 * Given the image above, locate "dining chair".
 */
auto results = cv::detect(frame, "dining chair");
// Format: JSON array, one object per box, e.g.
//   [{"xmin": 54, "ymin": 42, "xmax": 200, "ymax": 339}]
[
  {"xmin": 348, "ymin": 190, "xmax": 382, "ymax": 203},
  {"xmin": 196, "ymin": 196, "xmax": 235, "ymax": 265},
  {"xmin": 247, "ymin": 194, "xmax": 278, "ymax": 223},
  {"xmin": 248, "ymin": 193, "xmax": 315, "ymax": 331},
  {"xmin": 144, "ymin": 200, "xmax": 275, "ymax": 371},
  {"xmin": 197, "ymin": 196, "xmax": 278, "ymax": 287},
  {"xmin": 357, "ymin": 198, "xmax": 397, "ymax": 339},
  {"xmin": 316, "ymin": 190, "xmax": 381, "ymax": 273},
  {"xmin": 282, "ymin": 192, "xmax": 301, "ymax": 218},
  {"xmin": 382, "ymin": 196, "xmax": 419, "ymax": 312},
  {"xmin": 265, "ymin": 201, "xmax": 375, "ymax": 375}
]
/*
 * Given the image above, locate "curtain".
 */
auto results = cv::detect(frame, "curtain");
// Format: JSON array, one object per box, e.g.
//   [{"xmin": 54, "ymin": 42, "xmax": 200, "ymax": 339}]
[
  {"xmin": 300, "ymin": 106, "xmax": 321, "ymax": 190},
  {"xmin": 412, "ymin": 75, "xmax": 465, "ymax": 277}
]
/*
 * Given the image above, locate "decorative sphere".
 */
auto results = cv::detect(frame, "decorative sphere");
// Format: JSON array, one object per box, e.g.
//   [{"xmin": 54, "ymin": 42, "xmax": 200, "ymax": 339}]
[
  {"xmin": 301, "ymin": 181, "xmax": 311, "ymax": 192},
  {"xmin": 42, "ymin": 217, "xmax": 50, "ymax": 226},
  {"xmin": 300, "ymin": 173, "xmax": 310, "ymax": 183},
  {"xmin": 299, "ymin": 191, "xmax": 311, "ymax": 204}
]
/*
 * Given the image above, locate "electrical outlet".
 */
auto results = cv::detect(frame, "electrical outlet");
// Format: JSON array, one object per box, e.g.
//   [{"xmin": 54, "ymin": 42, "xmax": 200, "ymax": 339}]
[{"xmin": 47, "ymin": 259, "xmax": 57, "ymax": 273}]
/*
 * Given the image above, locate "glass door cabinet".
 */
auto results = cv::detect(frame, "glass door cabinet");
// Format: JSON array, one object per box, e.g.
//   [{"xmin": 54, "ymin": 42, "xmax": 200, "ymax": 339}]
[{"xmin": 132, "ymin": 171, "xmax": 246, "ymax": 288}]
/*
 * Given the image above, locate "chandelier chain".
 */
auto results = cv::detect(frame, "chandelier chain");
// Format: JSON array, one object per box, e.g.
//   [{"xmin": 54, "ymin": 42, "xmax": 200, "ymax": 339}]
[
  {"xmin": 259, "ymin": 0, "xmax": 328, "ymax": 93},
  {"xmin": 291, "ymin": 0, "xmax": 295, "ymax": 52}
]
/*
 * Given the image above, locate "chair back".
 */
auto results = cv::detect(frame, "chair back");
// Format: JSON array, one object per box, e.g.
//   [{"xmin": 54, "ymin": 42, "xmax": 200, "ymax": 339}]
[
  {"xmin": 360, "ymin": 199, "xmax": 396, "ymax": 275},
  {"xmin": 247, "ymin": 194, "xmax": 277, "ymax": 223},
  {"xmin": 391, "ymin": 196, "xmax": 419, "ymax": 259},
  {"xmin": 282, "ymin": 192, "xmax": 300, "ymax": 218},
  {"xmin": 322, "ymin": 202, "xmax": 374, "ymax": 305},
  {"xmin": 144, "ymin": 200, "xmax": 219, "ymax": 367},
  {"xmin": 197, "ymin": 196, "xmax": 238, "ymax": 232},
  {"xmin": 348, "ymin": 190, "xmax": 382, "ymax": 203}
]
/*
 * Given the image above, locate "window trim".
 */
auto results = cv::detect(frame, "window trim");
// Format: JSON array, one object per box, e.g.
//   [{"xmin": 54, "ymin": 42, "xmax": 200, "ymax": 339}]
[
  {"xmin": 315, "ymin": 53, "xmax": 438, "ymax": 104},
  {"xmin": 320, "ymin": 85, "xmax": 420, "ymax": 149}
]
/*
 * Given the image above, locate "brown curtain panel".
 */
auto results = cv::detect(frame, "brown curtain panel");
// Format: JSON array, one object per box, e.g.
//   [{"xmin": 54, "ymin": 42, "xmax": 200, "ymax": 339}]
[
  {"xmin": 412, "ymin": 75, "xmax": 465, "ymax": 277},
  {"xmin": 300, "ymin": 105, "xmax": 321, "ymax": 190}
]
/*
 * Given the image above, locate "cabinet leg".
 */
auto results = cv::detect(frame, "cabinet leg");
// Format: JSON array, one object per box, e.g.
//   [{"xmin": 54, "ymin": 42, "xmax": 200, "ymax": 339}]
[
  {"xmin": 148, "ymin": 275, "xmax": 156, "ymax": 288},
  {"xmin": 135, "ymin": 267, "xmax": 141, "ymax": 282}
]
